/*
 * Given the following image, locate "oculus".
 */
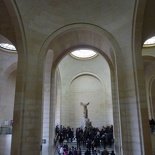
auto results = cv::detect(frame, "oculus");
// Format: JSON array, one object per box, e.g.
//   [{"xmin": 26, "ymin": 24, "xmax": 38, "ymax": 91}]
[
  {"xmin": 144, "ymin": 36, "xmax": 155, "ymax": 47},
  {"xmin": 70, "ymin": 49, "xmax": 98, "ymax": 60},
  {"xmin": 0, "ymin": 43, "xmax": 16, "ymax": 51}
]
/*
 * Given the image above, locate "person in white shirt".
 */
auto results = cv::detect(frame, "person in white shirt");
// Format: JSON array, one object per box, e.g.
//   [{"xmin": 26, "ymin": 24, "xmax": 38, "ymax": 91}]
[{"xmin": 59, "ymin": 146, "xmax": 64, "ymax": 155}]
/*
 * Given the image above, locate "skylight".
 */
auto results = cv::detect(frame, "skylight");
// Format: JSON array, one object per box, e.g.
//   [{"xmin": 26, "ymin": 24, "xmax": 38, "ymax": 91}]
[
  {"xmin": 144, "ymin": 36, "xmax": 155, "ymax": 47},
  {"xmin": 70, "ymin": 49, "xmax": 98, "ymax": 59},
  {"xmin": 0, "ymin": 43, "xmax": 16, "ymax": 51}
]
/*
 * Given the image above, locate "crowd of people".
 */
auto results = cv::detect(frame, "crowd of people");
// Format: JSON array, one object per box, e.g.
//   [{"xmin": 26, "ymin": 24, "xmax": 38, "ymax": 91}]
[{"xmin": 55, "ymin": 125, "xmax": 115, "ymax": 155}]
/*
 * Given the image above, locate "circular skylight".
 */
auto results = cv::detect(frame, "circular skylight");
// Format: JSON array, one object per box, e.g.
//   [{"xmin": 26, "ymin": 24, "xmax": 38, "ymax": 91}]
[
  {"xmin": 70, "ymin": 49, "xmax": 98, "ymax": 59},
  {"xmin": 0, "ymin": 43, "xmax": 16, "ymax": 51},
  {"xmin": 144, "ymin": 36, "xmax": 155, "ymax": 47}
]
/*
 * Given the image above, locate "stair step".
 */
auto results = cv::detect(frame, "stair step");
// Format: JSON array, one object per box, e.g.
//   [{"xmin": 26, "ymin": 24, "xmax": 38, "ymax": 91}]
[{"xmin": 57, "ymin": 140, "xmax": 114, "ymax": 154}]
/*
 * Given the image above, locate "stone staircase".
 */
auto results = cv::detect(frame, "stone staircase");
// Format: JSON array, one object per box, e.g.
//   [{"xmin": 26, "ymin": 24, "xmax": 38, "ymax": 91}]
[{"xmin": 55, "ymin": 139, "xmax": 114, "ymax": 155}]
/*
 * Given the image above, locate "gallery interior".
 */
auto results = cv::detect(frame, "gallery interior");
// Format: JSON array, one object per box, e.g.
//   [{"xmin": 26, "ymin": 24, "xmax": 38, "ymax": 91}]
[{"xmin": 0, "ymin": 0, "xmax": 155, "ymax": 155}]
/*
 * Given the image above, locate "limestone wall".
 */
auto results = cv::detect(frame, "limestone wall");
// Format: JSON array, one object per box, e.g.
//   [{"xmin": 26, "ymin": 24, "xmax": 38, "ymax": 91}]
[
  {"xmin": 0, "ymin": 50, "xmax": 17, "ymax": 126},
  {"xmin": 58, "ymin": 53, "xmax": 113, "ymax": 128}
]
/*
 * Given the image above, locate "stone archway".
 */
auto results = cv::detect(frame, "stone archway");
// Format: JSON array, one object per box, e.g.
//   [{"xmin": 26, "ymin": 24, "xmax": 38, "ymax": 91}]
[
  {"xmin": 38, "ymin": 23, "xmax": 122, "ymax": 155},
  {"xmin": 143, "ymin": 56, "xmax": 155, "ymax": 119}
]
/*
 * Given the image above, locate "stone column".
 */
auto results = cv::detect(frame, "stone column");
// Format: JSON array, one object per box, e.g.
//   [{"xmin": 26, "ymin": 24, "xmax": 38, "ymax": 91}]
[
  {"xmin": 42, "ymin": 50, "xmax": 53, "ymax": 155},
  {"xmin": 111, "ymin": 73, "xmax": 122, "ymax": 155},
  {"xmin": 49, "ymin": 68, "xmax": 57, "ymax": 154},
  {"xmin": 117, "ymin": 49, "xmax": 152, "ymax": 155},
  {"xmin": 11, "ymin": 52, "xmax": 43, "ymax": 155}
]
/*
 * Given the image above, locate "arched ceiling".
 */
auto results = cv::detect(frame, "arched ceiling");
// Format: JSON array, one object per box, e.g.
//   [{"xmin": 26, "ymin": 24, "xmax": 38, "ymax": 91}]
[
  {"xmin": 0, "ymin": 1, "xmax": 16, "ymax": 45},
  {"xmin": 15, "ymin": 0, "xmax": 134, "ymax": 34},
  {"xmin": 142, "ymin": 0, "xmax": 155, "ymax": 42},
  {"xmin": 12, "ymin": 0, "xmax": 135, "ymax": 54},
  {"xmin": 0, "ymin": 0, "xmax": 154, "ymax": 59},
  {"xmin": 143, "ymin": 56, "xmax": 155, "ymax": 71},
  {"xmin": 46, "ymin": 26, "xmax": 118, "ymax": 71}
]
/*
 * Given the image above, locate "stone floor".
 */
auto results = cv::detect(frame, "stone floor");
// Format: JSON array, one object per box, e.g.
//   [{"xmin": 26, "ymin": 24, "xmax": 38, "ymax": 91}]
[
  {"xmin": 0, "ymin": 134, "xmax": 51, "ymax": 155},
  {"xmin": 0, "ymin": 134, "xmax": 11, "ymax": 155}
]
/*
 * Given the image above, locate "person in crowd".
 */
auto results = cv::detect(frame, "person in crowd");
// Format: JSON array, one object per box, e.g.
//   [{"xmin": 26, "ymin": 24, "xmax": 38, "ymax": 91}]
[
  {"xmin": 71, "ymin": 146, "xmax": 75, "ymax": 155},
  {"xmin": 77, "ymin": 147, "xmax": 82, "ymax": 155},
  {"xmin": 59, "ymin": 132, "xmax": 64, "ymax": 145},
  {"xmin": 69, "ymin": 127, "xmax": 74, "ymax": 142},
  {"xmin": 85, "ymin": 148, "xmax": 91, "ymax": 155},
  {"xmin": 55, "ymin": 124, "xmax": 114, "ymax": 155},
  {"xmin": 74, "ymin": 147, "xmax": 78, "ymax": 155},
  {"xmin": 93, "ymin": 149, "xmax": 97, "ymax": 155},
  {"xmin": 86, "ymin": 138, "xmax": 92, "ymax": 152},
  {"xmin": 76, "ymin": 128, "xmax": 81, "ymax": 148},
  {"xmin": 110, "ymin": 150, "xmax": 115, "ymax": 155},
  {"xmin": 101, "ymin": 134, "xmax": 107, "ymax": 149},
  {"xmin": 59, "ymin": 145, "xmax": 64, "ymax": 155},
  {"xmin": 101, "ymin": 149, "xmax": 109, "ymax": 155},
  {"xmin": 64, "ymin": 148, "xmax": 68, "ymax": 155},
  {"xmin": 57, "ymin": 144, "xmax": 61, "ymax": 155},
  {"xmin": 68, "ymin": 148, "xmax": 73, "ymax": 155},
  {"xmin": 63, "ymin": 143, "xmax": 68, "ymax": 152},
  {"xmin": 91, "ymin": 140, "xmax": 95, "ymax": 153},
  {"xmin": 97, "ymin": 149, "xmax": 101, "ymax": 155},
  {"xmin": 55, "ymin": 125, "xmax": 60, "ymax": 134}
]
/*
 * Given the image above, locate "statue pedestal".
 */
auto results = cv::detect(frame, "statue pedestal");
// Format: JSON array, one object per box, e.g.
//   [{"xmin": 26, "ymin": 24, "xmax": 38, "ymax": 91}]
[{"xmin": 82, "ymin": 118, "xmax": 92, "ymax": 128}]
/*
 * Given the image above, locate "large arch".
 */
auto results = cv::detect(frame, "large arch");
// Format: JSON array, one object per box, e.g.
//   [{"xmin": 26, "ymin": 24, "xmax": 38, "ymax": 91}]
[
  {"xmin": 0, "ymin": 1, "xmax": 153, "ymax": 155},
  {"xmin": 0, "ymin": 59, "xmax": 17, "ymax": 154},
  {"xmin": 2, "ymin": 0, "xmax": 27, "ymax": 55},
  {"xmin": 143, "ymin": 56, "xmax": 155, "ymax": 118},
  {"xmin": 131, "ymin": 0, "xmax": 153, "ymax": 154},
  {"xmin": 150, "ymin": 79, "xmax": 155, "ymax": 118},
  {"xmin": 0, "ymin": 1, "xmax": 30, "ymax": 154},
  {"xmin": 37, "ymin": 23, "xmax": 123, "ymax": 155},
  {"xmin": 0, "ymin": 62, "xmax": 17, "ymax": 123}
]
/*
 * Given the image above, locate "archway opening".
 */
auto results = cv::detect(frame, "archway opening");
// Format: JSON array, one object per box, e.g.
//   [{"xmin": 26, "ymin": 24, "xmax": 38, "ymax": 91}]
[
  {"xmin": 41, "ymin": 24, "xmax": 121, "ymax": 155},
  {"xmin": 142, "ymin": 37, "xmax": 155, "ymax": 154},
  {"xmin": 47, "ymin": 47, "xmax": 115, "ymax": 154},
  {"xmin": 0, "ymin": 34, "xmax": 18, "ymax": 155},
  {"xmin": 56, "ymin": 48, "xmax": 113, "ymax": 128}
]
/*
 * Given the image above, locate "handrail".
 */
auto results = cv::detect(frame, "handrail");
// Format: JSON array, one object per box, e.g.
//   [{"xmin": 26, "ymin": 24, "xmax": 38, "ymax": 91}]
[
  {"xmin": 54, "ymin": 134, "xmax": 59, "ymax": 155},
  {"xmin": 54, "ymin": 133, "xmax": 59, "ymax": 145}
]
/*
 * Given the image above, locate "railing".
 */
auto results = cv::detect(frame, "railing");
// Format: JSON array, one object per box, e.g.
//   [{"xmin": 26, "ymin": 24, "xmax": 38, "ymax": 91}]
[
  {"xmin": 0, "ymin": 126, "xmax": 12, "ymax": 134},
  {"xmin": 54, "ymin": 134, "xmax": 59, "ymax": 155},
  {"xmin": 54, "ymin": 133, "xmax": 59, "ymax": 145}
]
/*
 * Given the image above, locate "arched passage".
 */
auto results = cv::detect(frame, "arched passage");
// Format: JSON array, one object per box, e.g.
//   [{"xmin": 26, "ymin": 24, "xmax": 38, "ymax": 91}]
[
  {"xmin": 151, "ymin": 79, "xmax": 155, "ymax": 118},
  {"xmin": 38, "ymin": 23, "xmax": 123, "ymax": 155},
  {"xmin": 58, "ymin": 54, "xmax": 112, "ymax": 128},
  {"xmin": 143, "ymin": 56, "xmax": 155, "ymax": 119},
  {"xmin": 0, "ymin": 1, "xmax": 153, "ymax": 155}
]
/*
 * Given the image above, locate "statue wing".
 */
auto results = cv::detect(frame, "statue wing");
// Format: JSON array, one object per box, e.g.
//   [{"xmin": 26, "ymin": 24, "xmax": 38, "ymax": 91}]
[{"xmin": 80, "ymin": 102, "xmax": 84, "ymax": 106}]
